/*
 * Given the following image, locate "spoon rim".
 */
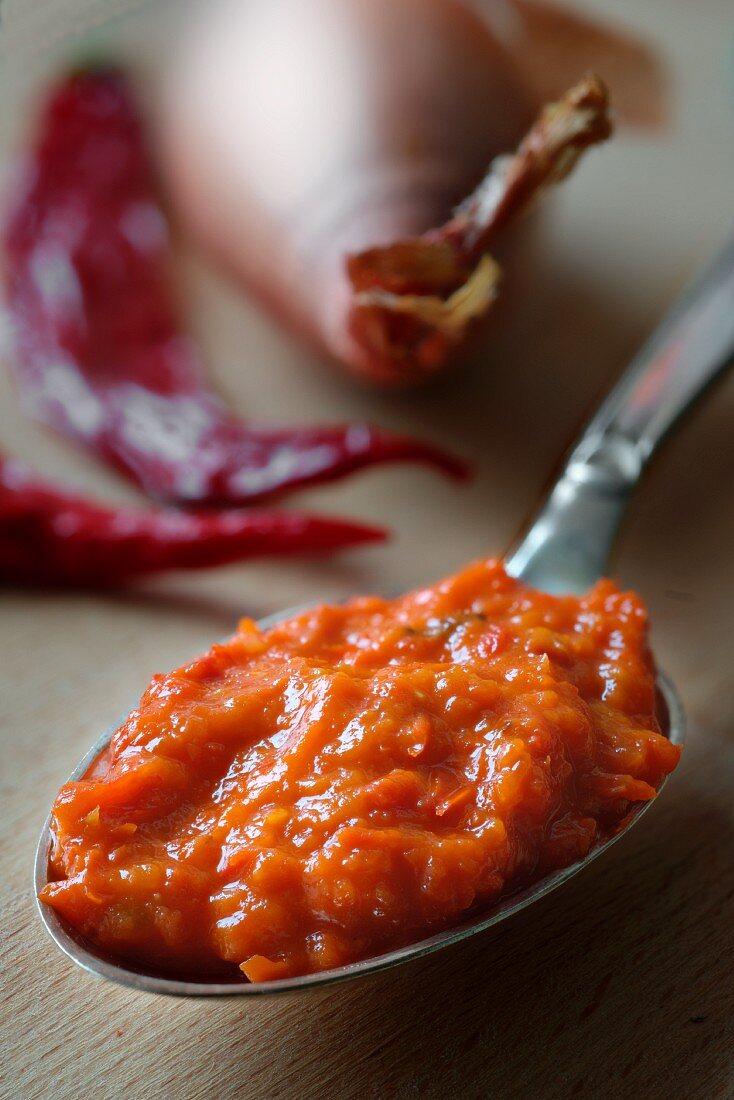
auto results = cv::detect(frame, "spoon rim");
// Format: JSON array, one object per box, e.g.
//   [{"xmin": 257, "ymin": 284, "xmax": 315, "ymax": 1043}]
[{"xmin": 34, "ymin": 670, "xmax": 684, "ymax": 998}]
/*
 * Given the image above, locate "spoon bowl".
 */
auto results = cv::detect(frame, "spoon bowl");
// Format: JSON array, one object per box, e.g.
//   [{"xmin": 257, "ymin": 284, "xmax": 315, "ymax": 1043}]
[{"xmin": 34, "ymin": 671, "xmax": 684, "ymax": 997}]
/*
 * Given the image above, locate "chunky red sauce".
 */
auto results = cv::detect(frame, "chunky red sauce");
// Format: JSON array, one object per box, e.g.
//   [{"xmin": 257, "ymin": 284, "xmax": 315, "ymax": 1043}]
[{"xmin": 40, "ymin": 559, "xmax": 680, "ymax": 981}]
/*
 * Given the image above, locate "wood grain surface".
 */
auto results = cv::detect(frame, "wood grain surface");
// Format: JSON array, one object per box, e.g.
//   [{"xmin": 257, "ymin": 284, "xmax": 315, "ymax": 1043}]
[{"xmin": 1, "ymin": 1, "xmax": 733, "ymax": 1097}]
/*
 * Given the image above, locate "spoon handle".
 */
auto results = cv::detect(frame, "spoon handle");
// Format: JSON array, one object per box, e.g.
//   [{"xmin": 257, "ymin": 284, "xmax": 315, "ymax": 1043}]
[{"xmin": 507, "ymin": 237, "xmax": 734, "ymax": 592}]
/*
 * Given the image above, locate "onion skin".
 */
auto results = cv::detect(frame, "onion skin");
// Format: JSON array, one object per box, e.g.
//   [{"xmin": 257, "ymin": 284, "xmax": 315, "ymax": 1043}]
[
  {"xmin": 160, "ymin": 0, "xmax": 609, "ymax": 385},
  {"xmin": 346, "ymin": 76, "xmax": 611, "ymax": 381}
]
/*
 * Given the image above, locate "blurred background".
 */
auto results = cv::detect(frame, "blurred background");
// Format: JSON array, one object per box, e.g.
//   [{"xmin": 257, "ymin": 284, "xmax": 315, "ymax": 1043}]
[
  {"xmin": 0, "ymin": 0, "xmax": 731, "ymax": 691},
  {"xmin": 0, "ymin": 1, "xmax": 731, "ymax": 626}
]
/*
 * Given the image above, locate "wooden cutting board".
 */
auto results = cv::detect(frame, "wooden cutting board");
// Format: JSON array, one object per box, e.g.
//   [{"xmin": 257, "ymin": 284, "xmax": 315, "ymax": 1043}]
[{"xmin": 1, "ymin": 0, "xmax": 732, "ymax": 1096}]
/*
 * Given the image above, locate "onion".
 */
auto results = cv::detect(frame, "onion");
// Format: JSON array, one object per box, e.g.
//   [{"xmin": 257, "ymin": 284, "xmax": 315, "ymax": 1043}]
[{"xmin": 159, "ymin": 0, "xmax": 621, "ymax": 385}]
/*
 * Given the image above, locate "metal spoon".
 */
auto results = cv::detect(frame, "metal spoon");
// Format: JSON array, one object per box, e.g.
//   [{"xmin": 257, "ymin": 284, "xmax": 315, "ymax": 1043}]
[{"xmin": 35, "ymin": 239, "xmax": 734, "ymax": 996}]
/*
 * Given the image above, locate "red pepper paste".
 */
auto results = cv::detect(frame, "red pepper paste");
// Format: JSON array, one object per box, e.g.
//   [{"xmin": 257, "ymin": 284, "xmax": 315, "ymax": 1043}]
[{"xmin": 40, "ymin": 559, "xmax": 680, "ymax": 980}]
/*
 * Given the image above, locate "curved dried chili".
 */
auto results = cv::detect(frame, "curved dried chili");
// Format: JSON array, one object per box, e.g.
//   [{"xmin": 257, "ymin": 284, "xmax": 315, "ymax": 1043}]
[{"xmin": 2, "ymin": 68, "xmax": 468, "ymax": 507}]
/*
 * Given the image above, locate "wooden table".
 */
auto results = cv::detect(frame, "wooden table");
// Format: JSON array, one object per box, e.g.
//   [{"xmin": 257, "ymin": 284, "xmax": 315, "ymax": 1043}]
[{"xmin": 2, "ymin": 1, "xmax": 733, "ymax": 1096}]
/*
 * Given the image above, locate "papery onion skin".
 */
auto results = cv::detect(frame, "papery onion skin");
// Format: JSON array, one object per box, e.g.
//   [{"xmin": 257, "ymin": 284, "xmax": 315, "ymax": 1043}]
[
  {"xmin": 345, "ymin": 75, "xmax": 611, "ymax": 383},
  {"xmin": 159, "ymin": 0, "xmax": 538, "ymax": 385}
]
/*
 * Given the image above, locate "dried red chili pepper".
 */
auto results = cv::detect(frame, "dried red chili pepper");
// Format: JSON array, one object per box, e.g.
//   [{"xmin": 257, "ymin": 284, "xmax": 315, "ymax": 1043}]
[
  {"xmin": 1, "ymin": 67, "xmax": 468, "ymax": 508},
  {"xmin": 0, "ymin": 454, "xmax": 384, "ymax": 589}
]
